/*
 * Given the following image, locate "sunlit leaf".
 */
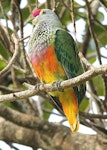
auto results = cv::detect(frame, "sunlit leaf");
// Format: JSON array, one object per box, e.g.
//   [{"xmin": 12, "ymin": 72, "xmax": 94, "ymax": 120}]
[
  {"xmin": 0, "ymin": 44, "xmax": 9, "ymax": 59},
  {"xmin": 79, "ymin": 98, "xmax": 89, "ymax": 111},
  {"xmin": 43, "ymin": 100, "xmax": 54, "ymax": 120},
  {"xmin": 0, "ymin": 60, "xmax": 6, "ymax": 70},
  {"xmin": 94, "ymin": 24, "xmax": 107, "ymax": 46},
  {"xmin": 97, "ymin": 11, "xmax": 104, "ymax": 22},
  {"xmin": 0, "ymin": 0, "xmax": 10, "ymax": 18},
  {"xmin": 93, "ymin": 76, "xmax": 104, "ymax": 96}
]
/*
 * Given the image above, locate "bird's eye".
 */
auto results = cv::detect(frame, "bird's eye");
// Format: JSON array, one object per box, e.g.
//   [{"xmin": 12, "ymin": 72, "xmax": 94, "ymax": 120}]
[{"xmin": 42, "ymin": 11, "xmax": 46, "ymax": 14}]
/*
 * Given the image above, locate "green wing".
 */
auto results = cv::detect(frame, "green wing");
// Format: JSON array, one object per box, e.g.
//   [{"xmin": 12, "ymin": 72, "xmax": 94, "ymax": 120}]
[{"xmin": 55, "ymin": 29, "xmax": 86, "ymax": 104}]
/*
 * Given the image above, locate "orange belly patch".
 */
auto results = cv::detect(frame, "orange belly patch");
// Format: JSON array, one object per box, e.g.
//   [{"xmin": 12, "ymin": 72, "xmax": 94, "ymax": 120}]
[{"xmin": 32, "ymin": 46, "xmax": 65, "ymax": 83}]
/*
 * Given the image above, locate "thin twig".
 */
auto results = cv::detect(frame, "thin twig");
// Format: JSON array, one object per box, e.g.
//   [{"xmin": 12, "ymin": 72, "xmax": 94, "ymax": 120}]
[
  {"xmin": 0, "ymin": 2, "xmax": 12, "ymax": 53},
  {"xmin": 82, "ymin": 28, "xmax": 91, "ymax": 56},
  {"xmin": 14, "ymin": 1, "xmax": 28, "ymax": 71},
  {"xmin": 94, "ymin": 17, "xmax": 107, "ymax": 31},
  {"xmin": 0, "ymin": 86, "xmax": 19, "ymax": 93},
  {"xmin": 86, "ymin": 0, "xmax": 102, "ymax": 64},
  {"xmin": 19, "ymin": 36, "xmax": 30, "ymax": 42},
  {"xmin": 36, "ymin": 0, "xmax": 39, "ymax": 8},
  {"xmin": 103, "ymin": 76, "xmax": 107, "ymax": 110},
  {"xmin": 62, "ymin": 0, "xmax": 86, "ymax": 19},
  {"xmin": 80, "ymin": 111, "xmax": 107, "ymax": 119},
  {"xmin": 79, "ymin": 52, "xmax": 92, "ymax": 70},
  {"xmin": 80, "ymin": 117, "xmax": 107, "ymax": 138},
  {"xmin": 100, "ymin": 0, "xmax": 107, "ymax": 12},
  {"xmin": 43, "ymin": 108, "xmax": 63, "ymax": 116},
  {"xmin": 0, "ymin": 34, "xmax": 19, "ymax": 77},
  {"xmin": 71, "ymin": 0, "xmax": 76, "ymax": 39}
]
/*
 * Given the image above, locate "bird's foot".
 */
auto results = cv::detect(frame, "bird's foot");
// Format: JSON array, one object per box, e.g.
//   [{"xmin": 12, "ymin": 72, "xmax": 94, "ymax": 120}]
[
  {"xmin": 35, "ymin": 82, "xmax": 44, "ymax": 91},
  {"xmin": 52, "ymin": 80, "xmax": 64, "ymax": 92}
]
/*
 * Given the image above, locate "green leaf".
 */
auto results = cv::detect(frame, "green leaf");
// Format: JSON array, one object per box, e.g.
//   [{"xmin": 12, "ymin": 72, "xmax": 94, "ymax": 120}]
[
  {"xmin": 93, "ymin": 76, "xmax": 104, "ymax": 96},
  {"xmin": 97, "ymin": 11, "xmax": 104, "ymax": 22},
  {"xmin": 0, "ymin": 43, "xmax": 9, "ymax": 59},
  {"xmin": 22, "ymin": 7, "xmax": 30, "ymax": 21},
  {"xmin": 79, "ymin": 98, "xmax": 89, "ymax": 111},
  {"xmin": 43, "ymin": 100, "xmax": 54, "ymax": 120},
  {"xmin": 93, "ymin": 24, "xmax": 107, "ymax": 46},
  {"xmin": 87, "ymin": 45, "xmax": 97, "ymax": 64},
  {"xmin": 61, "ymin": 10, "xmax": 71, "ymax": 25},
  {"xmin": 0, "ymin": 60, "xmax": 6, "ymax": 70},
  {"xmin": 0, "ymin": 0, "xmax": 10, "ymax": 18},
  {"xmin": 31, "ymin": 0, "xmax": 37, "ymax": 3}
]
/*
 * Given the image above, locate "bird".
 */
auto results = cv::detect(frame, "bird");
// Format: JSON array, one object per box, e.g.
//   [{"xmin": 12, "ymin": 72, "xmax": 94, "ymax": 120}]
[{"xmin": 27, "ymin": 8, "xmax": 86, "ymax": 132}]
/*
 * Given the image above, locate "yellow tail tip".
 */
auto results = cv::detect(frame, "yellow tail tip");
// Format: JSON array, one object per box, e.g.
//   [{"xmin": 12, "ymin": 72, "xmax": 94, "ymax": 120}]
[{"xmin": 70, "ymin": 120, "xmax": 79, "ymax": 132}]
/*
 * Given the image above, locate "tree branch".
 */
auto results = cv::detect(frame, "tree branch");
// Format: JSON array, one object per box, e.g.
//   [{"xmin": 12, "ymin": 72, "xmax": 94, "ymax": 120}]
[
  {"xmin": 0, "ymin": 114, "xmax": 73, "ymax": 150},
  {"xmin": 1, "ymin": 102, "xmax": 107, "ymax": 138},
  {"xmin": 0, "ymin": 115, "xmax": 106, "ymax": 150},
  {"xmin": 0, "ymin": 103, "xmax": 46, "ymax": 129},
  {"xmin": 0, "ymin": 64, "xmax": 107, "ymax": 102}
]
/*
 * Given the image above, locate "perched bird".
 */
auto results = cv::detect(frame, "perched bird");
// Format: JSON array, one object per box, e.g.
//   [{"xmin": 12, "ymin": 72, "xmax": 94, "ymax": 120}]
[{"xmin": 27, "ymin": 9, "xmax": 85, "ymax": 132}]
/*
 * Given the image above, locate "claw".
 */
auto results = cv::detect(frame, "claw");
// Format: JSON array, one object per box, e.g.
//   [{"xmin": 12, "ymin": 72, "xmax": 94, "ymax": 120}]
[
  {"xmin": 52, "ymin": 80, "xmax": 64, "ymax": 92},
  {"xmin": 35, "ymin": 83, "xmax": 44, "ymax": 91}
]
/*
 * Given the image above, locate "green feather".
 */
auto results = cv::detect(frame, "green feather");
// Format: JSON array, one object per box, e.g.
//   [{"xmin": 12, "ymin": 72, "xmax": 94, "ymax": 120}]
[{"xmin": 55, "ymin": 29, "xmax": 86, "ymax": 104}]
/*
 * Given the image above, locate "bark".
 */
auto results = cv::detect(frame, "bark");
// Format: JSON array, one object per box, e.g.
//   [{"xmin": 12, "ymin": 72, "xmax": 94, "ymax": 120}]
[
  {"xmin": 0, "ymin": 116, "xmax": 107, "ymax": 150},
  {"xmin": 0, "ymin": 103, "xmax": 106, "ymax": 150}
]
